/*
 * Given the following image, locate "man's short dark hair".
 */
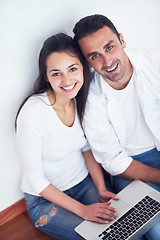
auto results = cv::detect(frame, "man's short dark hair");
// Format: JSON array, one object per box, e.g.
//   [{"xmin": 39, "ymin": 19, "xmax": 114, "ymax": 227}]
[{"xmin": 73, "ymin": 14, "xmax": 120, "ymax": 42}]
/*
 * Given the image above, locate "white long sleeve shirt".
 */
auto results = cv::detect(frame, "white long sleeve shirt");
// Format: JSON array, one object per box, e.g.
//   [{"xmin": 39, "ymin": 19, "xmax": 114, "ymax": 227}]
[
  {"xmin": 83, "ymin": 49, "xmax": 160, "ymax": 176},
  {"xmin": 16, "ymin": 92, "xmax": 89, "ymax": 196}
]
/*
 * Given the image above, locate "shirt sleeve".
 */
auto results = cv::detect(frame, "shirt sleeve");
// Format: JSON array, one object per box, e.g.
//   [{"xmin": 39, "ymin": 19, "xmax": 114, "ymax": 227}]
[
  {"xmin": 83, "ymin": 95, "xmax": 133, "ymax": 176},
  {"xmin": 16, "ymin": 103, "xmax": 50, "ymax": 195},
  {"xmin": 81, "ymin": 140, "xmax": 91, "ymax": 152}
]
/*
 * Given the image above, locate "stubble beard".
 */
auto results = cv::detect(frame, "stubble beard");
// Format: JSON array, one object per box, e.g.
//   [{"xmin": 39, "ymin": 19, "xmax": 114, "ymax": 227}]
[{"xmin": 102, "ymin": 61, "xmax": 126, "ymax": 83}]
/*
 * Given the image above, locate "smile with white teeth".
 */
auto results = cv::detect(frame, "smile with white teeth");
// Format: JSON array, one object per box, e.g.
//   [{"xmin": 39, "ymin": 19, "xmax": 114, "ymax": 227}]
[
  {"xmin": 106, "ymin": 63, "xmax": 118, "ymax": 72},
  {"xmin": 61, "ymin": 83, "xmax": 76, "ymax": 90}
]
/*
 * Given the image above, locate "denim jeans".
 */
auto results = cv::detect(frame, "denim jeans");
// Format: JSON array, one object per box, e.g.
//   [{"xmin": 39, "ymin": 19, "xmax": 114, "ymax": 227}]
[
  {"xmin": 112, "ymin": 148, "xmax": 160, "ymax": 240},
  {"xmin": 24, "ymin": 174, "xmax": 103, "ymax": 240}
]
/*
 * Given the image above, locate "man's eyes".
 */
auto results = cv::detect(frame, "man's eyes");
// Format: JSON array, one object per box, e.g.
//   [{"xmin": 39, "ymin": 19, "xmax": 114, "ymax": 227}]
[
  {"xmin": 91, "ymin": 54, "xmax": 99, "ymax": 60},
  {"xmin": 107, "ymin": 46, "xmax": 113, "ymax": 51},
  {"xmin": 91, "ymin": 46, "xmax": 113, "ymax": 60}
]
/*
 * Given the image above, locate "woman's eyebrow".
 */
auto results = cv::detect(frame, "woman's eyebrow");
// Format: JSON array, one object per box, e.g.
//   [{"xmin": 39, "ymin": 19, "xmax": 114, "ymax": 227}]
[
  {"xmin": 49, "ymin": 68, "xmax": 60, "ymax": 73},
  {"xmin": 67, "ymin": 63, "xmax": 78, "ymax": 69},
  {"xmin": 49, "ymin": 63, "xmax": 78, "ymax": 73}
]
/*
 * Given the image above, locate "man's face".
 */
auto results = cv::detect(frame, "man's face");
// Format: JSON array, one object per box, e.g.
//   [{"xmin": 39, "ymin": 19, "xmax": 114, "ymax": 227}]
[{"xmin": 78, "ymin": 26, "xmax": 130, "ymax": 86}]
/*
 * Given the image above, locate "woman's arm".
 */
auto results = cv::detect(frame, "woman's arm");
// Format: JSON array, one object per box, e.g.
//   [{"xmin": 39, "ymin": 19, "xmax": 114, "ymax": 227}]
[
  {"xmin": 40, "ymin": 183, "xmax": 116, "ymax": 224},
  {"xmin": 82, "ymin": 150, "xmax": 118, "ymax": 202}
]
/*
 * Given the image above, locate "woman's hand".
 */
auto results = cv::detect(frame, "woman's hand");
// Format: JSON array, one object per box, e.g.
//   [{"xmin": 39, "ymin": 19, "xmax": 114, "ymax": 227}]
[
  {"xmin": 78, "ymin": 202, "xmax": 117, "ymax": 224},
  {"xmin": 99, "ymin": 189, "xmax": 119, "ymax": 203}
]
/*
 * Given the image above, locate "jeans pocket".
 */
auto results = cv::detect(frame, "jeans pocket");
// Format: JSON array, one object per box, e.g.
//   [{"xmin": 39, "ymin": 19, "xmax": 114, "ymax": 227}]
[{"xmin": 24, "ymin": 193, "xmax": 41, "ymax": 211}]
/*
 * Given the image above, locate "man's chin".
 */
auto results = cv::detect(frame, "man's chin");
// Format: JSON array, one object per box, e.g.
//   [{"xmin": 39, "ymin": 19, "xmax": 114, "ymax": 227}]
[{"xmin": 103, "ymin": 75, "xmax": 120, "ymax": 83}]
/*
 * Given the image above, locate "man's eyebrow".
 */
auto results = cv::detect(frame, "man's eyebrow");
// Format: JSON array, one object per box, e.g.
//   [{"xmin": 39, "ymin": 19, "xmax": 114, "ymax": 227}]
[
  {"xmin": 87, "ymin": 40, "xmax": 114, "ymax": 59},
  {"xmin": 103, "ymin": 40, "xmax": 114, "ymax": 49},
  {"xmin": 49, "ymin": 64, "xmax": 78, "ymax": 73},
  {"xmin": 87, "ymin": 52, "xmax": 98, "ymax": 59}
]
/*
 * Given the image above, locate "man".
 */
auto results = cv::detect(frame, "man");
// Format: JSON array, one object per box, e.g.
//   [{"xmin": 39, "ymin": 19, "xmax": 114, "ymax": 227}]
[{"xmin": 73, "ymin": 15, "xmax": 160, "ymax": 239}]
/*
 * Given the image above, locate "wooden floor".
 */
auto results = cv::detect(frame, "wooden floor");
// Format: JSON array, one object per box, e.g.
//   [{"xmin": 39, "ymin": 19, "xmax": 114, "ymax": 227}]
[
  {"xmin": 0, "ymin": 209, "xmax": 149, "ymax": 240},
  {"xmin": 0, "ymin": 211, "xmax": 58, "ymax": 240}
]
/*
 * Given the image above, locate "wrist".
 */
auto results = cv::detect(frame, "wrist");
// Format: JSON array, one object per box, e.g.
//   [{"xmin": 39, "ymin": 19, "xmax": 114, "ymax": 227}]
[
  {"xmin": 97, "ymin": 184, "xmax": 107, "ymax": 195},
  {"xmin": 73, "ymin": 202, "xmax": 85, "ymax": 217}
]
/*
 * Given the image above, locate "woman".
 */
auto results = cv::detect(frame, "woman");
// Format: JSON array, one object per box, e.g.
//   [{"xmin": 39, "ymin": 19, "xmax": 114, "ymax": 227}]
[{"xmin": 15, "ymin": 33, "xmax": 118, "ymax": 240}]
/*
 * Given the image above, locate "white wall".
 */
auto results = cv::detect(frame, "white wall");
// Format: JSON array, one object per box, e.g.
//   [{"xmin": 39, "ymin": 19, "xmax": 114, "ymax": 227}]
[{"xmin": 0, "ymin": 0, "xmax": 160, "ymax": 211}]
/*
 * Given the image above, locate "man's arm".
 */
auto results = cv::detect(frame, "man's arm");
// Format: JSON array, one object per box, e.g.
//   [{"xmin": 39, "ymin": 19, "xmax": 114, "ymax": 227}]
[
  {"xmin": 83, "ymin": 150, "xmax": 118, "ymax": 201},
  {"xmin": 118, "ymin": 159, "xmax": 160, "ymax": 183}
]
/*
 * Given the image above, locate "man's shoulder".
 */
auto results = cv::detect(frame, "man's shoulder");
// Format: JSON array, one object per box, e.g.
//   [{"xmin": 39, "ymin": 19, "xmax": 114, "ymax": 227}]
[
  {"xmin": 126, "ymin": 48, "xmax": 160, "ymax": 56},
  {"xmin": 88, "ymin": 72, "xmax": 103, "ymax": 101},
  {"xmin": 84, "ymin": 72, "xmax": 108, "ymax": 120},
  {"xmin": 126, "ymin": 48, "xmax": 160, "ymax": 67}
]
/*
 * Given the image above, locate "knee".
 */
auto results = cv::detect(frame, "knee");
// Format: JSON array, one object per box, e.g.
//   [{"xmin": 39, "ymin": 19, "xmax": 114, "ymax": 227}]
[{"xmin": 36, "ymin": 208, "xmax": 56, "ymax": 227}]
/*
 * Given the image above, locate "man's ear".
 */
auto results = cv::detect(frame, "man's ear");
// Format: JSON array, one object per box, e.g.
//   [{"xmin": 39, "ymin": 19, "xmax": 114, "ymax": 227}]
[
  {"xmin": 88, "ymin": 63, "xmax": 94, "ymax": 71},
  {"xmin": 90, "ymin": 66, "xmax": 94, "ymax": 72},
  {"xmin": 119, "ymin": 33, "xmax": 126, "ymax": 48}
]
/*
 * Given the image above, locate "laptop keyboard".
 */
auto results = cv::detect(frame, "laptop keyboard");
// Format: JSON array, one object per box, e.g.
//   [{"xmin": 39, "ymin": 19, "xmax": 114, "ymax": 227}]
[{"xmin": 98, "ymin": 195, "xmax": 160, "ymax": 240}]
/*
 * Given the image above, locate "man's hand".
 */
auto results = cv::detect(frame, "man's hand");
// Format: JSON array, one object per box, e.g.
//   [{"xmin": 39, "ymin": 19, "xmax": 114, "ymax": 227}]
[{"xmin": 99, "ymin": 189, "xmax": 119, "ymax": 202}]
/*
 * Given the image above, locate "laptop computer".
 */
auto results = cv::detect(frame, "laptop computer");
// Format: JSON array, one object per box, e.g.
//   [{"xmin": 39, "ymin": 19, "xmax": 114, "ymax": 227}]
[{"xmin": 75, "ymin": 180, "xmax": 160, "ymax": 240}]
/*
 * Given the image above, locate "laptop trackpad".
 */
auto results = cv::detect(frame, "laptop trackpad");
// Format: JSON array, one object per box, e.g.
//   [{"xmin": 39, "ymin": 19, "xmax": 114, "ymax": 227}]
[
  {"xmin": 110, "ymin": 198, "xmax": 129, "ymax": 218},
  {"xmin": 75, "ymin": 198, "xmax": 129, "ymax": 240}
]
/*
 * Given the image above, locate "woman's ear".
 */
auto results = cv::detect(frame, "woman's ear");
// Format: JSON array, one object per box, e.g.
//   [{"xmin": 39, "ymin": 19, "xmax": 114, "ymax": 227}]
[{"xmin": 46, "ymin": 76, "xmax": 49, "ymax": 82}]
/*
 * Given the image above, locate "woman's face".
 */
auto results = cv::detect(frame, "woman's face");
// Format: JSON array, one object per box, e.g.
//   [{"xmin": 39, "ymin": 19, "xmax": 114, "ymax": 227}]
[{"xmin": 46, "ymin": 51, "xmax": 84, "ymax": 100}]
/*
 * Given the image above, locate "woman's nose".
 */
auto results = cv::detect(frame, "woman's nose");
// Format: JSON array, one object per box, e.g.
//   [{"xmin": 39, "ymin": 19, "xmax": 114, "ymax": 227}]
[{"xmin": 62, "ymin": 73, "xmax": 70, "ymax": 84}]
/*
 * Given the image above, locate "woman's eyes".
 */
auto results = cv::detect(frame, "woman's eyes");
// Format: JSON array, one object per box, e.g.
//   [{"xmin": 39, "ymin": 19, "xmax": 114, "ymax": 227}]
[
  {"xmin": 52, "ymin": 72, "xmax": 60, "ymax": 77},
  {"xmin": 52, "ymin": 68, "xmax": 77, "ymax": 77},
  {"xmin": 70, "ymin": 67, "xmax": 77, "ymax": 72}
]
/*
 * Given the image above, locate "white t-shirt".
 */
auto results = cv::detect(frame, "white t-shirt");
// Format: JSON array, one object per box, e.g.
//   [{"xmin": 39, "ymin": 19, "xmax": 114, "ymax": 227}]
[
  {"xmin": 108, "ymin": 72, "xmax": 155, "ymax": 156},
  {"xmin": 16, "ymin": 92, "xmax": 89, "ymax": 196}
]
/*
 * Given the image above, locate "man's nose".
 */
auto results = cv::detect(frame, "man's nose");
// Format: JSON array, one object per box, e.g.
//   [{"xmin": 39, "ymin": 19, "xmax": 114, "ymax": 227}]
[{"xmin": 102, "ymin": 54, "xmax": 112, "ymax": 67}]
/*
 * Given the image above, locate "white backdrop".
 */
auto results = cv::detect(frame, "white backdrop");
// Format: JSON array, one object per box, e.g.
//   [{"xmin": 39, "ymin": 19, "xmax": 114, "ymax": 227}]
[{"xmin": 0, "ymin": 0, "xmax": 160, "ymax": 211}]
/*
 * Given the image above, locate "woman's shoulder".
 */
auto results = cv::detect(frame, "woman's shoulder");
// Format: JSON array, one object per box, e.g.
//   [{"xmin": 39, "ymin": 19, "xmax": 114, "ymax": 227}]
[
  {"xmin": 23, "ymin": 92, "xmax": 48, "ymax": 109},
  {"xmin": 18, "ymin": 92, "xmax": 49, "ymax": 123}
]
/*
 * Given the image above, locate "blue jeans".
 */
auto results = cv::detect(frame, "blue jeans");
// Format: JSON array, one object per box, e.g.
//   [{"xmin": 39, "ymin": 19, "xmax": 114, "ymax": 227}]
[
  {"xmin": 112, "ymin": 148, "xmax": 160, "ymax": 240},
  {"xmin": 24, "ymin": 174, "xmax": 103, "ymax": 240}
]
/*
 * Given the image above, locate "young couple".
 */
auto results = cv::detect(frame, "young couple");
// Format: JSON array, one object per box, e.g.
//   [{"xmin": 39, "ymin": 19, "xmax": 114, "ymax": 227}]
[{"xmin": 16, "ymin": 15, "xmax": 160, "ymax": 240}]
